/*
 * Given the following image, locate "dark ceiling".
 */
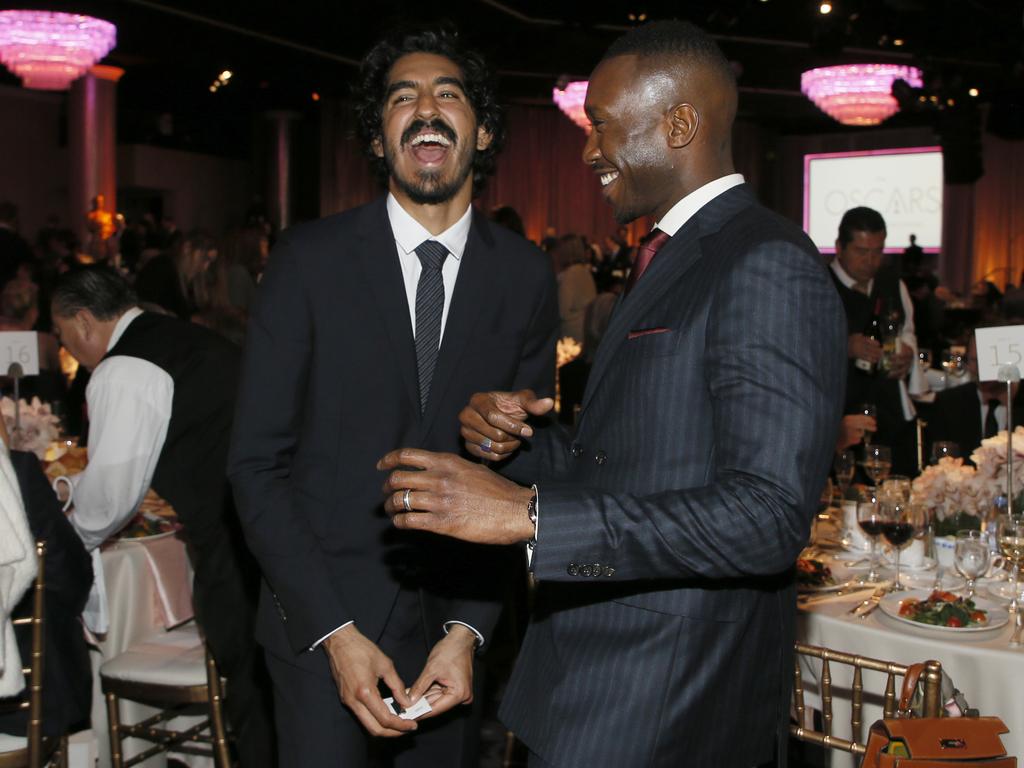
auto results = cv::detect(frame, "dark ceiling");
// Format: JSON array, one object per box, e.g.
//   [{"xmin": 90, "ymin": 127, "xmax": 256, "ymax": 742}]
[{"xmin": 6, "ymin": 0, "xmax": 1024, "ymax": 154}]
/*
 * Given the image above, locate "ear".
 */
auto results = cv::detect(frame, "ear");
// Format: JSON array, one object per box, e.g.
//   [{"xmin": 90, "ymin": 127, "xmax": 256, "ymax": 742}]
[
  {"xmin": 74, "ymin": 309, "xmax": 94, "ymax": 339},
  {"xmin": 476, "ymin": 124, "xmax": 493, "ymax": 152},
  {"xmin": 371, "ymin": 135, "xmax": 384, "ymax": 159},
  {"xmin": 667, "ymin": 103, "xmax": 699, "ymax": 149}
]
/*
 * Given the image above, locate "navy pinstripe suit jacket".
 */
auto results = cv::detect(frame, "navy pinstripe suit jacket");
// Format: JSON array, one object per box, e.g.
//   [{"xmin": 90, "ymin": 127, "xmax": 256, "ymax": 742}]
[{"xmin": 500, "ymin": 184, "xmax": 847, "ymax": 767}]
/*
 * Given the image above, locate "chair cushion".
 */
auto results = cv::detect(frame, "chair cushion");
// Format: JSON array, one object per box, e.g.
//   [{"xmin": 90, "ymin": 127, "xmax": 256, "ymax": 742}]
[
  {"xmin": 0, "ymin": 732, "xmax": 27, "ymax": 753},
  {"xmin": 100, "ymin": 623, "xmax": 206, "ymax": 687}
]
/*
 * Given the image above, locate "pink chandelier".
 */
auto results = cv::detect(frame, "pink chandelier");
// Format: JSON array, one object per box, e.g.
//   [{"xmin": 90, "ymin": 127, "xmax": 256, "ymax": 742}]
[
  {"xmin": 553, "ymin": 81, "xmax": 590, "ymax": 131},
  {"xmin": 800, "ymin": 64, "xmax": 923, "ymax": 126},
  {"xmin": 0, "ymin": 10, "xmax": 116, "ymax": 91}
]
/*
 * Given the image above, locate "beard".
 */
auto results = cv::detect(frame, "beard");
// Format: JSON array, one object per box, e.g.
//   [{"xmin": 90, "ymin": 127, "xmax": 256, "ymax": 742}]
[{"xmin": 382, "ymin": 118, "xmax": 476, "ymax": 205}]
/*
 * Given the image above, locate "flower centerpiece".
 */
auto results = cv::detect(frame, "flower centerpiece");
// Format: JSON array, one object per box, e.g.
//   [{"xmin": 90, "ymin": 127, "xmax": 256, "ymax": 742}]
[
  {"xmin": 970, "ymin": 426, "xmax": 1024, "ymax": 510},
  {"xmin": 0, "ymin": 396, "xmax": 60, "ymax": 460},
  {"xmin": 911, "ymin": 456, "xmax": 989, "ymax": 536}
]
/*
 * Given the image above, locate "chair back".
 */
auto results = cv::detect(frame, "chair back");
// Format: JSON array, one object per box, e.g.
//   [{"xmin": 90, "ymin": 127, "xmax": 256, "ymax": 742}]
[{"xmin": 792, "ymin": 641, "xmax": 943, "ymax": 757}]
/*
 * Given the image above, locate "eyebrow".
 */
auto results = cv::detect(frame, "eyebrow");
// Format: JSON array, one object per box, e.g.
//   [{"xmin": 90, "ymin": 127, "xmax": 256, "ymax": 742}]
[{"xmin": 385, "ymin": 75, "xmax": 467, "ymax": 98}]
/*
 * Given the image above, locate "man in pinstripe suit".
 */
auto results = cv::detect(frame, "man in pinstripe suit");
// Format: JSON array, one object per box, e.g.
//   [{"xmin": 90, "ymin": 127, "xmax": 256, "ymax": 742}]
[{"xmin": 380, "ymin": 20, "xmax": 846, "ymax": 766}]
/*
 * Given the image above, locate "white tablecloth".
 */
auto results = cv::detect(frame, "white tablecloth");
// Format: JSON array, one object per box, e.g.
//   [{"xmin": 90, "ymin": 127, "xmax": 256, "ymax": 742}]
[
  {"xmin": 75, "ymin": 538, "xmax": 210, "ymax": 768},
  {"xmin": 798, "ymin": 591, "xmax": 1024, "ymax": 766}
]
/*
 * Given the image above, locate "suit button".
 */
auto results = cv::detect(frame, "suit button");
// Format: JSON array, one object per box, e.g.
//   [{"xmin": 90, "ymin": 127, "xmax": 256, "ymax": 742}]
[
  {"xmin": 568, "ymin": 563, "xmax": 579, "ymax": 576},
  {"xmin": 595, "ymin": 450, "xmax": 607, "ymax": 465},
  {"xmin": 571, "ymin": 443, "xmax": 584, "ymax": 457},
  {"xmin": 603, "ymin": 566, "xmax": 616, "ymax": 577},
  {"xmin": 581, "ymin": 564, "xmax": 593, "ymax": 577}
]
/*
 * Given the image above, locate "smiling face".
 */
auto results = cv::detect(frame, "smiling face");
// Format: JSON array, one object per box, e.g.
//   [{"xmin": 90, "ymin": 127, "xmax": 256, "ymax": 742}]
[
  {"xmin": 582, "ymin": 56, "xmax": 691, "ymax": 225},
  {"xmin": 374, "ymin": 52, "xmax": 491, "ymax": 206}
]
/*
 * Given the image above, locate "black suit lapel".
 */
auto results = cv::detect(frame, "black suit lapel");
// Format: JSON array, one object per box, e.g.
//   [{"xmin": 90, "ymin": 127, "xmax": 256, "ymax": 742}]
[
  {"xmin": 419, "ymin": 210, "xmax": 492, "ymax": 440},
  {"xmin": 354, "ymin": 199, "xmax": 420, "ymax": 416}
]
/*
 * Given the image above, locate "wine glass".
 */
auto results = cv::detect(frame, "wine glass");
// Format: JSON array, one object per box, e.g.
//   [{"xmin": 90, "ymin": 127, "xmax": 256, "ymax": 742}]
[
  {"xmin": 857, "ymin": 499, "xmax": 884, "ymax": 584},
  {"xmin": 997, "ymin": 515, "xmax": 1024, "ymax": 613},
  {"xmin": 859, "ymin": 403, "xmax": 878, "ymax": 445},
  {"xmin": 881, "ymin": 500, "xmax": 922, "ymax": 591},
  {"xmin": 930, "ymin": 441, "xmax": 960, "ymax": 465},
  {"xmin": 943, "ymin": 350, "xmax": 966, "ymax": 381},
  {"xmin": 954, "ymin": 529, "xmax": 990, "ymax": 600},
  {"xmin": 861, "ymin": 445, "xmax": 892, "ymax": 489},
  {"xmin": 833, "ymin": 450, "xmax": 855, "ymax": 496},
  {"xmin": 880, "ymin": 475, "xmax": 911, "ymax": 504},
  {"xmin": 917, "ymin": 349, "xmax": 932, "ymax": 375},
  {"xmin": 812, "ymin": 478, "xmax": 835, "ymax": 543}
]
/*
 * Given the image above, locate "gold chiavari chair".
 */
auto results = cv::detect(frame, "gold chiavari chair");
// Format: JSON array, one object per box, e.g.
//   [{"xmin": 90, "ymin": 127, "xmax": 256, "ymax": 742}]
[
  {"xmin": 0, "ymin": 541, "xmax": 66, "ymax": 768},
  {"xmin": 791, "ymin": 642, "xmax": 943, "ymax": 758},
  {"xmin": 100, "ymin": 623, "xmax": 231, "ymax": 768}
]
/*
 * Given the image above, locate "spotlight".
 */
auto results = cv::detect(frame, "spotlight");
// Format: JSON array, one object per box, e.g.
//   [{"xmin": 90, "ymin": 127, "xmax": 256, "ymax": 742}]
[
  {"xmin": 220, "ymin": 70, "xmax": 233, "ymax": 81},
  {"xmin": 819, "ymin": 2, "xmax": 832, "ymax": 14},
  {"xmin": 969, "ymin": 87, "xmax": 979, "ymax": 97}
]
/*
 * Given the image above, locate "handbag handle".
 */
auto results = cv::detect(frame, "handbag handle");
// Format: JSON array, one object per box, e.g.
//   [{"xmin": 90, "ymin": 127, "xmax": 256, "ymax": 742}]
[{"xmin": 898, "ymin": 662, "xmax": 925, "ymax": 716}]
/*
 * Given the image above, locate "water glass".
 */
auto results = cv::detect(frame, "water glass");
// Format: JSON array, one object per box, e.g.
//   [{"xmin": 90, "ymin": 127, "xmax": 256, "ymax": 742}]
[
  {"xmin": 917, "ymin": 349, "xmax": 932, "ymax": 374},
  {"xmin": 954, "ymin": 529, "xmax": 990, "ymax": 599},
  {"xmin": 833, "ymin": 450, "xmax": 855, "ymax": 494},
  {"xmin": 861, "ymin": 444, "xmax": 892, "ymax": 488}
]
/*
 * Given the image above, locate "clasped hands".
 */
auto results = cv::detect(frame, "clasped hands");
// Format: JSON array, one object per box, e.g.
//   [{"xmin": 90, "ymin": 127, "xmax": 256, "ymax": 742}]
[{"xmin": 331, "ymin": 389, "xmax": 551, "ymax": 737}]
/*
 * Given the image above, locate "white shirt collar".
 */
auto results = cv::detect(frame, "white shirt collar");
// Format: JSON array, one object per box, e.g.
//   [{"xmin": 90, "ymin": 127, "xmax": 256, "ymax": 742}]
[
  {"xmin": 106, "ymin": 307, "xmax": 144, "ymax": 352},
  {"xmin": 654, "ymin": 173, "xmax": 745, "ymax": 237},
  {"xmin": 386, "ymin": 193, "xmax": 471, "ymax": 261},
  {"xmin": 830, "ymin": 259, "xmax": 872, "ymax": 294}
]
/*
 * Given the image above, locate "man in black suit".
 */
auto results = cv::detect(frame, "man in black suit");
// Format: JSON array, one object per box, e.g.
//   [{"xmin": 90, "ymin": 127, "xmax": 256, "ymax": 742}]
[
  {"xmin": 924, "ymin": 332, "xmax": 1024, "ymax": 461},
  {"xmin": 227, "ymin": 28, "xmax": 558, "ymax": 767},
  {"xmin": 380, "ymin": 20, "xmax": 846, "ymax": 767}
]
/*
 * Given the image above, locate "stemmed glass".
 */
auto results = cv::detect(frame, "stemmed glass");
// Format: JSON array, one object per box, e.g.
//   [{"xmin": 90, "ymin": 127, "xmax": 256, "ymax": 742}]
[
  {"xmin": 917, "ymin": 349, "xmax": 932, "ymax": 375},
  {"xmin": 930, "ymin": 441, "xmax": 960, "ymax": 465},
  {"xmin": 857, "ymin": 498, "xmax": 884, "ymax": 584},
  {"xmin": 954, "ymin": 530, "xmax": 990, "ymax": 600},
  {"xmin": 833, "ymin": 450, "xmax": 855, "ymax": 496},
  {"xmin": 881, "ymin": 501, "xmax": 923, "ymax": 591},
  {"xmin": 859, "ymin": 403, "xmax": 878, "ymax": 445},
  {"xmin": 997, "ymin": 515, "xmax": 1024, "ymax": 613},
  {"xmin": 861, "ymin": 445, "xmax": 892, "ymax": 489},
  {"xmin": 942, "ymin": 350, "xmax": 966, "ymax": 380}
]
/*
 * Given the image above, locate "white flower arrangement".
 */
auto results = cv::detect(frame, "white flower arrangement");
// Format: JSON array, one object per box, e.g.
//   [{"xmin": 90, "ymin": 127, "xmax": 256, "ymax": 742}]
[
  {"xmin": 0, "ymin": 397, "xmax": 60, "ymax": 460},
  {"xmin": 911, "ymin": 456, "xmax": 992, "ymax": 520}
]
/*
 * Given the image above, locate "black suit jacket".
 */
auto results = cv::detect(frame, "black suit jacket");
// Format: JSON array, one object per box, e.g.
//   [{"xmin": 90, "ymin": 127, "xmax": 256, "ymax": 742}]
[
  {"xmin": 922, "ymin": 383, "xmax": 1024, "ymax": 462},
  {"xmin": 498, "ymin": 185, "xmax": 847, "ymax": 766},
  {"xmin": 228, "ymin": 197, "xmax": 558, "ymax": 670},
  {"xmin": 1, "ymin": 451, "xmax": 92, "ymax": 738}
]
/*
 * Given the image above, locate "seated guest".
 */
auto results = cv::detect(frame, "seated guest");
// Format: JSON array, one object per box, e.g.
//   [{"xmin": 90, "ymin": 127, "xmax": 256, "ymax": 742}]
[
  {"xmin": 0, "ymin": 417, "xmax": 92, "ymax": 739},
  {"xmin": 923, "ymin": 331, "xmax": 1024, "ymax": 461},
  {"xmin": 49, "ymin": 266, "xmax": 275, "ymax": 766}
]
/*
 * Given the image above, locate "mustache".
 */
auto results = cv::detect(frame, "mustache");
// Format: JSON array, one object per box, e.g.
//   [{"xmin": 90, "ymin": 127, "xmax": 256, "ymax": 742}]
[{"xmin": 401, "ymin": 118, "xmax": 457, "ymax": 147}]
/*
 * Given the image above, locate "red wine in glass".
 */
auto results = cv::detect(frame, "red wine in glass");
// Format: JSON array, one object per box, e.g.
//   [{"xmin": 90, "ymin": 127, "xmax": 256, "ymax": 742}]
[{"xmin": 882, "ymin": 522, "xmax": 915, "ymax": 547}]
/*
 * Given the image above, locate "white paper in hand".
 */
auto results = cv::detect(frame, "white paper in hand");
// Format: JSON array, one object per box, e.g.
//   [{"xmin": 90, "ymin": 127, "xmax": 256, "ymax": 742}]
[{"xmin": 383, "ymin": 695, "xmax": 433, "ymax": 720}]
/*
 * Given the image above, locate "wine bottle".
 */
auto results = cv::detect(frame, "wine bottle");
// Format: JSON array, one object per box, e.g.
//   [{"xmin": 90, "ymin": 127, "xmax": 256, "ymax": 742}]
[{"xmin": 855, "ymin": 298, "xmax": 882, "ymax": 373}]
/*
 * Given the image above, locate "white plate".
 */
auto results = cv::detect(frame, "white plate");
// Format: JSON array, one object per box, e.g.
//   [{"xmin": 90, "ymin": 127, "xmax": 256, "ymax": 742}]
[
  {"xmin": 881, "ymin": 553, "xmax": 936, "ymax": 572},
  {"xmin": 878, "ymin": 590, "xmax": 1009, "ymax": 635},
  {"xmin": 984, "ymin": 581, "xmax": 1022, "ymax": 604},
  {"xmin": 901, "ymin": 570, "xmax": 964, "ymax": 590}
]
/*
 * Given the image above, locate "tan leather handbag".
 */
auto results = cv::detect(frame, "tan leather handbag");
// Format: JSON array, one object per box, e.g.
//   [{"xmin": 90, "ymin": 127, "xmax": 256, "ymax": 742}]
[{"xmin": 860, "ymin": 664, "xmax": 1016, "ymax": 767}]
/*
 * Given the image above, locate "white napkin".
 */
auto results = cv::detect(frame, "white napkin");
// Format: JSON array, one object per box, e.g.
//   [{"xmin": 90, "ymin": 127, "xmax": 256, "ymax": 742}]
[{"xmin": 0, "ymin": 442, "xmax": 37, "ymax": 696}]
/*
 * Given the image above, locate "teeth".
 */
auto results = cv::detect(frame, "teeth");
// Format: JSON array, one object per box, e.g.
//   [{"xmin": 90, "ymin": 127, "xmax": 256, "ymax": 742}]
[
  {"xmin": 600, "ymin": 171, "xmax": 619, "ymax": 186},
  {"xmin": 410, "ymin": 133, "xmax": 452, "ymax": 147}
]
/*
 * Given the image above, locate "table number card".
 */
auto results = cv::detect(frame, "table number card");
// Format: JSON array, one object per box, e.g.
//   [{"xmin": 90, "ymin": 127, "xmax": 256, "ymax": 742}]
[
  {"xmin": 974, "ymin": 325, "xmax": 1024, "ymax": 382},
  {"xmin": 0, "ymin": 331, "xmax": 39, "ymax": 376}
]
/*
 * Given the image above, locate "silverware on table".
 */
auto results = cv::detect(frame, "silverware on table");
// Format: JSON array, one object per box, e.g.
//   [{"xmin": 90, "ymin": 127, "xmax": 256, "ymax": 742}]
[{"xmin": 849, "ymin": 586, "xmax": 888, "ymax": 618}]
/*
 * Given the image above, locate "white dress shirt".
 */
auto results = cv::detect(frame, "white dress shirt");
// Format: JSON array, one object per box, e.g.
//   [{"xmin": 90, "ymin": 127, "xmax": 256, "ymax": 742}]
[
  {"xmin": 830, "ymin": 260, "xmax": 925, "ymax": 420},
  {"xmin": 314, "ymin": 196, "xmax": 483, "ymax": 651}
]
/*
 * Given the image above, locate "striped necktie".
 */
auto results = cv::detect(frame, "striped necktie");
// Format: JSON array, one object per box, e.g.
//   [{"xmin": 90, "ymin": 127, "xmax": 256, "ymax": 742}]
[
  {"xmin": 414, "ymin": 240, "xmax": 448, "ymax": 412},
  {"xmin": 624, "ymin": 229, "xmax": 671, "ymax": 296}
]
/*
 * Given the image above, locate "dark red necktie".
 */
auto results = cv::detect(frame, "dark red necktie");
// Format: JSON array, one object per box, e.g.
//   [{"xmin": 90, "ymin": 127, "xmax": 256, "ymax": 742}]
[{"xmin": 624, "ymin": 228, "xmax": 671, "ymax": 296}]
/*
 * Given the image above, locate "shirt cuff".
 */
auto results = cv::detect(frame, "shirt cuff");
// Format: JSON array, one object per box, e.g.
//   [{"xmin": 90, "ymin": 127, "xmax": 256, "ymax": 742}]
[
  {"xmin": 526, "ymin": 483, "xmax": 539, "ymax": 568},
  {"xmin": 442, "ymin": 620, "xmax": 484, "ymax": 649},
  {"xmin": 309, "ymin": 620, "xmax": 354, "ymax": 651}
]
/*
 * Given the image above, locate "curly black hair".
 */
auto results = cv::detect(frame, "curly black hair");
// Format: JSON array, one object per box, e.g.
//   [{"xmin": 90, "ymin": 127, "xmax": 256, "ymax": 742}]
[{"xmin": 352, "ymin": 26, "xmax": 504, "ymax": 195}]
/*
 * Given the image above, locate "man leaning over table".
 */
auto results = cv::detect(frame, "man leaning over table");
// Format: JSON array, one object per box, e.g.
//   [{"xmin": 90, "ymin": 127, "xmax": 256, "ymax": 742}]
[
  {"xmin": 49, "ymin": 265, "xmax": 275, "ymax": 767},
  {"xmin": 227, "ymin": 26, "xmax": 557, "ymax": 768},
  {"xmin": 379, "ymin": 20, "xmax": 847, "ymax": 767}
]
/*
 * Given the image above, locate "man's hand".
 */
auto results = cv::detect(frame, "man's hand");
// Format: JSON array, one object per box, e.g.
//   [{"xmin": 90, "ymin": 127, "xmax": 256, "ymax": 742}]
[
  {"xmin": 378, "ymin": 448, "xmax": 535, "ymax": 544},
  {"xmin": 836, "ymin": 414, "xmax": 877, "ymax": 451},
  {"xmin": 407, "ymin": 626, "xmax": 476, "ymax": 721},
  {"xmin": 322, "ymin": 624, "xmax": 416, "ymax": 737},
  {"xmin": 848, "ymin": 333, "xmax": 882, "ymax": 363},
  {"xmin": 459, "ymin": 390, "xmax": 554, "ymax": 461},
  {"xmin": 887, "ymin": 346, "xmax": 914, "ymax": 379}
]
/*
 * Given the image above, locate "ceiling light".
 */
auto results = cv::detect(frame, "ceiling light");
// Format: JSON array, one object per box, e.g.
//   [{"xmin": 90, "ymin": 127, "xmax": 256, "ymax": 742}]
[
  {"xmin": 220, "ymin": 69, "xmax": 232, "ymax": 81},
  {"xmin": 553, "ymin": 81, "xmax": 589, "ymax": 131},
  {"xmin": 800, "ymin": 63, "xmax": 923, "ymax": 126},
  {"xmin": 0, "ymin": 10, "xmax": 116, "ymax": 90},
  {"xmin": 969, "ymin": 87, "xmax": 979, "ymax": 97},
  {"xmin": 311, "ymin": 92, "xmax": 320, "ymax": 102},
  {"xmin": 893, "ymin": 39, "xmax": 904, "ymax": 47},
  {"xmin": 819, "ymin": 2, "xmax": 833, "ymax": 15}
]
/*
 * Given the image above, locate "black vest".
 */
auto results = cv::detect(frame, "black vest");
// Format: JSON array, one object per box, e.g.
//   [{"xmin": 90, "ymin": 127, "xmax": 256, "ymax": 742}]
[
  {"xmin": 830, "ymin": 265, "xmax": 907, "ymax": 426},
  {"xmin": 103, "ymin": 312, "xmax": 240, "ymax": 543}
]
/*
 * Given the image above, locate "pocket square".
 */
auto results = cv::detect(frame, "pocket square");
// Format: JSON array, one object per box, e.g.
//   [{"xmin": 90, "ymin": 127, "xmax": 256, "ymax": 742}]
[{"xmin": 627, "ymin": 327, "xmax": 671, "ymax": 340}]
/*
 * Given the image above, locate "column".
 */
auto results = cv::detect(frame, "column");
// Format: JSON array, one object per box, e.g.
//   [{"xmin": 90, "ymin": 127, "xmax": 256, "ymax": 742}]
[
  {"xmin": 69, "ymin": 64, "xmax": 124, "ymax": 244},
  {"xmin": 266, "ymin": 111, "xmax": 300, "ymax": 232}
]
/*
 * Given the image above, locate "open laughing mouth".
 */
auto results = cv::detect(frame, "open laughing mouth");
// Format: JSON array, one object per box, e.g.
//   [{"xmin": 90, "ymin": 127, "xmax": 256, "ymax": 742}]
[
  {"xmin": 407, "ymin": 131, "xmax": 454, "ymax": 166},
  {"xmin": 599, "ymin": 171, "xmax": 620, "ymax": 187}
]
